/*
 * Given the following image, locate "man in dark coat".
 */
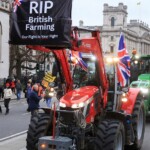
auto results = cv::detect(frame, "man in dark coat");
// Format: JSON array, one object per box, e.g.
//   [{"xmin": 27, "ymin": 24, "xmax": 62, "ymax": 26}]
[
  {"xmin": 29, "ymin": 84, "xmax": 42, "ymax": 116},
  {"xmin": 15, "ymin": 79, "xmax": 22, "ymax": 100}
]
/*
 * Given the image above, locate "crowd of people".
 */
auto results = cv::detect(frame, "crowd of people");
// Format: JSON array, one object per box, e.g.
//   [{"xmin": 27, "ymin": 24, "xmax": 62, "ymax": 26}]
[
  {"xmin": 0, "ymin": 79, "xmax": 17, "ymax": 115},
  {"xmin": 0, "ymin": 78, "xmax": 56, "ymax": 116}
]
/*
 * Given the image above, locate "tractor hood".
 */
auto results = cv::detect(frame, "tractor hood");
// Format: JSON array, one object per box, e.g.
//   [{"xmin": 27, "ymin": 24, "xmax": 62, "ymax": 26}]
[{"xmin": 60, "ymin": 86, "xmax": 99, "ymax": 107}]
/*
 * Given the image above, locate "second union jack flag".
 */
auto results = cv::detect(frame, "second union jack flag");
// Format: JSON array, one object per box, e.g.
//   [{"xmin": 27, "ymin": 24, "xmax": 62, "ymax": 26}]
[{"xmin": 70, "ymin": 51, "xmax": 88, "ymax": 72}]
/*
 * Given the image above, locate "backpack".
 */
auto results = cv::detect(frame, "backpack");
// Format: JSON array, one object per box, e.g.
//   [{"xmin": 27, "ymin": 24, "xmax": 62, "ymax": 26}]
[{"xmin": 4, "ymin": 88, "xmax": 12, "ymax": 99}]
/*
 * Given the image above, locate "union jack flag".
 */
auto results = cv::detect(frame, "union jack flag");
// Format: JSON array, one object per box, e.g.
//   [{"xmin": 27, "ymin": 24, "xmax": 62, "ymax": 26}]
[
  {"xmin": 117, "ymin": 33, "xmax": 130, "ymax": 87},
  {"xmin": 70, "ymin": 51, "xmax": 88, "ymax": 72},
  {"xmin": 13, "ymin": 0, "xmax": 22, "ymax": 12}
]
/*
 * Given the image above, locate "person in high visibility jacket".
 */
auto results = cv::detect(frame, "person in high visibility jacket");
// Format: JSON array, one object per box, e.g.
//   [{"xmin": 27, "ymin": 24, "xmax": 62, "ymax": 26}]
[
  {"xmin": 10, "ymin": 79, "xmax": 15, "ymax": 93},
  {"xmin": 37, "ymin": 83, "xmax": 43, "ymax": 97}
]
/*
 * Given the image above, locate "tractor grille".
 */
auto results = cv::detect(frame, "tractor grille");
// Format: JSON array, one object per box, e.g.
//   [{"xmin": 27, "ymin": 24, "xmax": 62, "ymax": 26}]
[{"xmin": 59, "ymin": 107, "xmax": 77, "ymax": 125}]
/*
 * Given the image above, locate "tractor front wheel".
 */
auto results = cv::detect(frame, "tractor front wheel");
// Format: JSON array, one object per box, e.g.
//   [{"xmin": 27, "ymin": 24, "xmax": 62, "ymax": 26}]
[
  {"xmin": 95, "ymin": 120, "xmax": 125, "ymax": 150},
  {"xmin": 26, "ymin": 113, "xmax": 53, "ymax": 150},
  {"xmin": 26, "ymin": 115, "xmax": 39, "ymax": 150},
  {"xmin": 131, "ymin": 99, "xmax": 145, "ymax": 150},
  {"xmin": 34, "ymin": 113, "xmax": 53, "ymax": 149}
]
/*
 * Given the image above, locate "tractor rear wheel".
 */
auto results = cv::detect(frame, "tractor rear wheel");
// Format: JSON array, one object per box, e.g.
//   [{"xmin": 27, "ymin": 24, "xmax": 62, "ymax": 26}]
[
  {"xmin": 95, "ymin": 120, "xmax": 125, "ymax": 150},
  {"xmin": 131, "ymin": 99, "xmax": 145, "ymax": 149}
]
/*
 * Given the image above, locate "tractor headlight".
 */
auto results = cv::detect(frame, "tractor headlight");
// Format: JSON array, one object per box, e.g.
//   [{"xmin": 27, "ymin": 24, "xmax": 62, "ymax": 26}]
[
  {"xmin": 121, "ymin": 97, "xmax": 128, "ymax": 102},
  {"xmin": 50, "ymin": 88, "xmax": 54, "ymax": 92},
  {"xmin": 121, "ymin": 93, "xmax": 128, "ymax": 103},
  {"xmin": 71, "ymin": 103, "xmax": 78, "ymax": 109},
  {"xmin": 140, "ymin": 88, "xmax": 148, "ymax": 94},
  {"xmin": 71, "ymin": 102, "xmax": 85, "ymax": 109},
  {"xmin": 59, "ymin": 102, "xmax": 66, "ymax": 108},
  {"xmin": 39, "ymin": 143, "xmax": 48, "ymax": 149}
]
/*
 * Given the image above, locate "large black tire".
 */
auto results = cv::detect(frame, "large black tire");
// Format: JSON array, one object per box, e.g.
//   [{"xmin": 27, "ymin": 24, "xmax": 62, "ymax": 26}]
[
  {"xmin": 26, "ymin": 115, "xmax": 39, "ymax": 150},
  {"xmin": 131, "ymin": 99, "xmax": 145, "ymax": 150},
  {"xmin": 34, "ymin": 113, "xmax": 53, "ymax": 149},
  {"xmin": 26, "ymin": 113, "xmax": 53, "ymax": 150},
  {"xmin": 95, "ymin": 120, "xmax": 125, "ymax": 150}
]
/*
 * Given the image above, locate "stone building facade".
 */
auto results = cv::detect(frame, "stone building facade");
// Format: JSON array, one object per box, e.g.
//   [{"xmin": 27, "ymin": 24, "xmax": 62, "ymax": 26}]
[
  {"xmin": 0, "ymin": 2, "xmax": 150, "ymax": 79},
  {"xmin": 80, "ymin": 3, "xmax": 150, "ymax": 57},
  {"xmin": 101, "ymin": 3, "xmax": 150, "ymax": 56},
  {"xmin": 0, "ymin": 0, "xmax": 11, "ymax": 79}
]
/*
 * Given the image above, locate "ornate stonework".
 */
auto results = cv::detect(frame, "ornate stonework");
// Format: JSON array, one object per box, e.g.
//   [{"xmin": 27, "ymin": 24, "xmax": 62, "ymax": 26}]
[
  {"xmin": 79, "ymin": 3, "xmax": 150, "ymax": 57},
  {"xmin": 101, "ymin": 3, "xmax": 150, "ymax": 56}
]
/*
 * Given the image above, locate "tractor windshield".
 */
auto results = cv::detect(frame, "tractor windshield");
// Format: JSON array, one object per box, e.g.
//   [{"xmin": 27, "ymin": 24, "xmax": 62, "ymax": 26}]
[{"xmin": 71, "ymin": 53, "xmax": 98, "ymax": 88}]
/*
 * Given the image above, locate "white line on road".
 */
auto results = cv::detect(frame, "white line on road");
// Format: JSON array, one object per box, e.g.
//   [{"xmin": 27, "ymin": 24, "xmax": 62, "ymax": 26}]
[
  {"xmin": 22, "ymin": 112, "xmax": 30, "ymax": 116},
  {"xmin": 0, "ymin": 130, "xmax": 27, "ymax": 142}
]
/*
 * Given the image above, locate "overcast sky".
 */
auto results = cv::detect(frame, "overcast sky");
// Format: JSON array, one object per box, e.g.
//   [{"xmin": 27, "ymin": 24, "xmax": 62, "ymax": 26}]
[{"xmin": 72, "ymin": 0, "xmax": 149, "ymax": 26}]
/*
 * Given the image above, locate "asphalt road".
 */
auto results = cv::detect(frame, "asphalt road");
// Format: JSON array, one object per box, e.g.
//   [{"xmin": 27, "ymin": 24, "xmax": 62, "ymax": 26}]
[
  {"xmin": 0, "ymin": 97, "xmax": 150, "ymax": 150},
  {"xmin": 0, "ymin": 96, "xmax": 47, "ymax": 140},
  {"xmin": 0, "ymin": 98, "xmax": 30, "ymax": 139},
  {"xmin": 142, "ymin": 117, "xmax": 150, "ymax": 150}
]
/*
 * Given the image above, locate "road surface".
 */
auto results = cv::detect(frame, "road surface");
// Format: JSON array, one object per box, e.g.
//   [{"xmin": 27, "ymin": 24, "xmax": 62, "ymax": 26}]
[{"xmin": 0, "ymin": 97, "xmax": 150, "ymax": 150}]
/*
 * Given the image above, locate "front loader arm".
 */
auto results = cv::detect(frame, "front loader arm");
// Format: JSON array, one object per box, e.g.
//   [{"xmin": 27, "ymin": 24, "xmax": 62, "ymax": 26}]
[
  {"xmin": 53, "ymin": 50, "xmax": 73, "ymax": 92},
  {"xmin": 26, "ymin": 46, "xmax": 73, "ymax": 93}
]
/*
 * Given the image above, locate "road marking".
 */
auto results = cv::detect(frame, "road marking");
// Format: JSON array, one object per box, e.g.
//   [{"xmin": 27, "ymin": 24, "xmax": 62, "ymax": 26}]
[
  {"xmin": 22, "ymin": 112, "xmax": 30, "ymax": 116},
  {"xmin": 19, "ymin": 148, "xmax": 26, "ymax": 150},
  {"xmin": 0, "ymin": 130, "xmax": 27, "ymax": 142}
]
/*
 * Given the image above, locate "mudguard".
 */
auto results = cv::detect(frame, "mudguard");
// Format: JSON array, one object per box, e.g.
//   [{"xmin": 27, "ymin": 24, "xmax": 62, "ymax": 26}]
[{"xmin": 121, "ymin": 88, "xmax": 141, "ymax": 115}]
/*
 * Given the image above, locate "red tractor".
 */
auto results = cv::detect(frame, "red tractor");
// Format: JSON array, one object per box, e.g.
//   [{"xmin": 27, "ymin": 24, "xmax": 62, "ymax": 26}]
[
  {"xmin": 26, "ymin": 28, "xmax": 145, "ymax": 150},
  {"xmin": 9, "ymin": 0, "xmax": 145, "ymax": 149}
]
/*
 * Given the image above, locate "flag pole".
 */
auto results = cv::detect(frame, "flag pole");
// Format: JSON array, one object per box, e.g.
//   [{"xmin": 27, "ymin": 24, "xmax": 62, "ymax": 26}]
[
  {"xmin": 113, "ymin": 29, "xmax": 122, "ymax": 111},
  {"xmin": 113, "ymin": 62, "xmax": 118, "ymax": 111}
]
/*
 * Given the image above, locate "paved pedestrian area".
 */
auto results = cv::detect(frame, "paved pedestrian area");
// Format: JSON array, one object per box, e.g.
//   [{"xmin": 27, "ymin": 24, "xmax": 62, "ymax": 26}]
[{"xmin": 0, "ymin": 134, "xmax": 27, "ymax": 150}]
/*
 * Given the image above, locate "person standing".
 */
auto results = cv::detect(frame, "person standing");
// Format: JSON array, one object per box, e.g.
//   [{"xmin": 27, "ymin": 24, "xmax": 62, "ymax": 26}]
[
  {"xmin": 10, "ymin": 79, "xmax": 16, "ymax": 94},
  {"xmin": 25, "ymin": 82, "xmax": 32, "ymax": 112},
  {"xmin": 15, "ymin": 79, "xmax": 22, "ymax": 100},
  {"xmin": 0, "ymin": 85, "xmax": 4, "ymax": 113},
  {"xmin": 29, "ymin": 84, "xmax": 42, "ymax": 116},
  {"xmin": 44, "ymin": 86, "xmax": 52, "ymax": 108},
  {"xmin": 0, "ymin": 85, "xmax": 4, "ymax": 100},
  {"xmin": 0, "ymin": 105, "xmax": 2, "ymax": 113},
  {"xmin": 3, "ymin": 83, "xmax": 12, "ymax": 115},
  {"xmin": 37, "ymin": 82, "xmax": 43, "ymax": 97}
]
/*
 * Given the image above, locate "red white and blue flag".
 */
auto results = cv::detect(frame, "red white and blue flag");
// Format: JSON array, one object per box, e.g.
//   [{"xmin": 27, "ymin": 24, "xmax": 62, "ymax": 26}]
[
  {"xmin": 70, "ymin": 51, "xmax": 88, "ymax": 72},
  {"xmin": 13, "ymin": 0, "xmax": 22, "ymax": 12},
  {"xmin": 117, "ymin": 33, "xmax": 130, "ymax": 87}
]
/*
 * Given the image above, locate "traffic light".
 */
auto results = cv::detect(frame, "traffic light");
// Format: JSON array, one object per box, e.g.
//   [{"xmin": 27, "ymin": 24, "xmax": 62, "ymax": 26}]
[{"xmin": 36, "ymin": 63, "xmax": 40, "ymax": 72}]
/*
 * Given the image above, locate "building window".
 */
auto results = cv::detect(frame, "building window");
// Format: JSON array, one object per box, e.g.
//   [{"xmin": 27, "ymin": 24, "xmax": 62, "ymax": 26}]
[
  {"xmin": 110, "ymin": 46, "xmax": 114, "ymax": 53},
  {"xmin": 0, "ymin": 22, "xmax": 2, "ymax": 61},
  {"xmin": 123, "ymin": 17, "xmax": 125, "ymax": 26},
  {"xmin": 111, "ymin": 36, "xmax": 114, "ymax": 41},
  {"xmin": 47, "ymin": 64, "xmax": 50, "ymax": 70},
  {"xmin": 111, "ymin": 17, "xmax": 115, "ymax": 27}
]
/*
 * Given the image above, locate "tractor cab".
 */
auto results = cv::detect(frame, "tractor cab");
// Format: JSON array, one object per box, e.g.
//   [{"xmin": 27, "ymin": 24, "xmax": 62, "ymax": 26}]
[{"xmin": 72, "ymin": 53, "xmax": 98, "ymax": 88}]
